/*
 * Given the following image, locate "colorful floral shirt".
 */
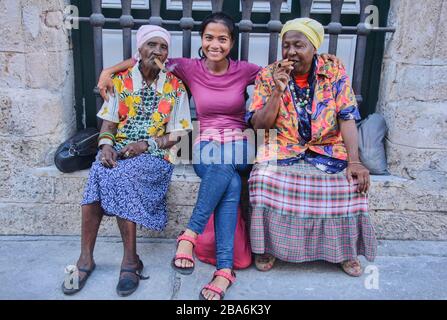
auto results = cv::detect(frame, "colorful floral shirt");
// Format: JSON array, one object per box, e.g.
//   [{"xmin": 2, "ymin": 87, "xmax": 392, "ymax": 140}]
[
  {"xmin": 247, "ymin": 55, "xmax": 360, "ymax": 165},
  {"xmin": 97, "ymin": 64, "xmax": 192, "ymax": 163}
]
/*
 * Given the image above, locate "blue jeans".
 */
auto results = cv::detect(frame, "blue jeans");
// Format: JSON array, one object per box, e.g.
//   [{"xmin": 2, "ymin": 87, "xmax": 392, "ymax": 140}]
[{"xmin": 187, "ymin": 140, "xmax": 254, "ymax": 270}]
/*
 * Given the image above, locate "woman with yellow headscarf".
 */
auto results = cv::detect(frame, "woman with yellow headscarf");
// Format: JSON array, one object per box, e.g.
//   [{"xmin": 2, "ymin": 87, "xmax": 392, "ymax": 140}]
[{"xmin": 247, "ymin": 18, "xmax": 377, "ymax": 277}]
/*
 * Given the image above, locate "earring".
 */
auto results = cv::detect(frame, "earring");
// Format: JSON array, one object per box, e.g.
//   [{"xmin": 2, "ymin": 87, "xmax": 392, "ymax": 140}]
[{"xmin": 198, "ymin": 47, "xmax": 204, "ymax": 59}]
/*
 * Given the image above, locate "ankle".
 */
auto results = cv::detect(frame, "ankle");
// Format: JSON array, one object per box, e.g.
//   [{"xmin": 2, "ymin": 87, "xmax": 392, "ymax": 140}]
[
  {"xmin": 183, "ymin": 229, "xmax": 198, "ymax": 239},
  {"xmin": 218, "ymin": 268, "xmax": 232, "ymax": 275},
  {"xmin": 121, "ymin": 256, "xmax": 139, "ymax": 267},
  {"xmin": 78, "ymin": 254, "xmax": 93, "ymax": 264}
]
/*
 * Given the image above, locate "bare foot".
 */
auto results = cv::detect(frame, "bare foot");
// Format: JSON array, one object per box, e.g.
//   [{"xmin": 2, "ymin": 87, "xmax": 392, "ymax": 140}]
[
  {"xmin": 254, "ymin": 254, "xmax": 276, "ymax": 272},
  {"xmin": 341, "ymin": 258, "xmax": 362, "ymax": 277}
]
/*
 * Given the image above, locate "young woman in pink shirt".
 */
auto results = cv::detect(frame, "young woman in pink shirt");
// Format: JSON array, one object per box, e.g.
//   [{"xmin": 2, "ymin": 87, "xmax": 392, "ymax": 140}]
[{"xmin": 98, "ymin": 12, "xmax": 338, "ymax": 300}]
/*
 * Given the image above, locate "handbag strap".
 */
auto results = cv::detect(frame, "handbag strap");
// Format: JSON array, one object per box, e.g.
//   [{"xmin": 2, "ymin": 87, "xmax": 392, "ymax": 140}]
[{"xmin": 69, "ymin": 132, "xmax": 100, "ymax": 156}]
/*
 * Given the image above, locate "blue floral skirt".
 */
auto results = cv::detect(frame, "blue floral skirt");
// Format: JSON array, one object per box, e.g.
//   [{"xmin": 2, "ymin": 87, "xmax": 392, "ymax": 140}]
[{"xmin": 81, "ymin": 153, "xmax": 174, "ymax": 231}]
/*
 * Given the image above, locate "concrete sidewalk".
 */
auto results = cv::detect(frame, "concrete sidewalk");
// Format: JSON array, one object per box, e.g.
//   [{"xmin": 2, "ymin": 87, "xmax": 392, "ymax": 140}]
[{"xmin": 0, "ymin": 236, "xmax": 446, "ymax": 300}]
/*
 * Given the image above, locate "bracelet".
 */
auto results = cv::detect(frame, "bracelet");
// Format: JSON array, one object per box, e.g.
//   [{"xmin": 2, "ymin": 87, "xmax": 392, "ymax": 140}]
[
  {"xmin": 98, "ymin": 138, "xmax": 114, "ymax": 149},
  {"xmin": 98, "ymin": 132, "xmax": 116, "ymax": 143},
  {"xmin": 147, "ymin": 138, "xmax": 159, "ymax": 152},
  {"xmin": 348, "ymin": 161, "xmax": 362, "ymax": 165},
  {"xmin": 138, "ymin": 138, "xmax": 158, "ymax": 152}
]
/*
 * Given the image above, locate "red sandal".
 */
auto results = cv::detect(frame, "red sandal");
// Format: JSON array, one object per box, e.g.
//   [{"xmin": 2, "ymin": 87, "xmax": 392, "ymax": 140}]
[
  {"xmin": 199, "ymin": 269, "xmax": 236, "ymax": 300},
  {"xmin": 171, "ymin": 232, "xmax": 197, "ymax": 275}
]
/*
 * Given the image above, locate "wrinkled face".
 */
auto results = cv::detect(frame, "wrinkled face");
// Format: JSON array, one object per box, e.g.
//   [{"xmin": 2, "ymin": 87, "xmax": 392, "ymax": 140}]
[
  {"xmin": 138, "ymin": 36, "xmax": 169, "ymax": 69},
  {"xmin": 201, "ymin": 22, "xmax": 234, "ymax": 62},
  {"xmin": 281, "ymin": 31, "xmax": 316, "ymax": 75}
]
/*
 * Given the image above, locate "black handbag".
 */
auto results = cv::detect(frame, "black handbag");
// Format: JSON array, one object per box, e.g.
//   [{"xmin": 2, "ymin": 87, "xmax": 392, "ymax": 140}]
[{"xmin": 54, "ymin": 127, "xmax": 100, "ymax": 173}]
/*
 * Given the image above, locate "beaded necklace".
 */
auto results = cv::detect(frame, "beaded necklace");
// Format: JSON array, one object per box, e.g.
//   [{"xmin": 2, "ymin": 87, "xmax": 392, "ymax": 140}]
[
  {"xmin": 289, "ymin": 79, "xmax": 312, "ymax": 115},
  {"xmin": 287, "ymin": 58, "xmax": 317, "ymax": 143}
]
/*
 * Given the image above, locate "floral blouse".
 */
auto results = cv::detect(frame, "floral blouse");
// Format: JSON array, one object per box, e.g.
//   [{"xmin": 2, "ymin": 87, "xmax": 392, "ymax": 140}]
[
  {"xmin": 247, "ymin": 55, "xmax": 360, "ymax": 166},
  {"xmin": 97, "ymin": 64, "xmax": 192, "ymax": 163}
]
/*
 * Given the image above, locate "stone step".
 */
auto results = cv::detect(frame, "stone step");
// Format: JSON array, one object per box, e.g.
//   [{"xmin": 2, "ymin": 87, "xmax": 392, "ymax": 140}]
[{"xmin": 0, "ymin": 165, "xmax": 446, "ymax": 240}]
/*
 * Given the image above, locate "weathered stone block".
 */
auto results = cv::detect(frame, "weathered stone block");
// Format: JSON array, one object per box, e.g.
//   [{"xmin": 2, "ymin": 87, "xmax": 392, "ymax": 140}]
[
  {"xmin": 433, "ymin": 0, "xmax": 447, "ymax": 64},
  {"xmin": 1, "ymin": 136, "xmax": 61, "ymax": 167},
  {"xmin": 40, "ymin": 0, "xmax": 68, "ymax": 12},
  {"xmin": 35, "ymin": 165, "xmax": 202, "ymax": 206},
  {"xmin": 0, "ymin": 156, "xmax": 12, "ymax": 199},
  {"xmin": 0, "ymin": 88, "xmax": 73, "ymax": 138},
  {"xmin": 0, "ymin": 0, "xmax": 25, "ymax": 52},
  {"xmin": 369, "ymin": 175, "xmax": 447, "ymax": 213},
  {"xmin": 21, "ymin": 2, "xmax": 70, "ymax": 52},
  {"xmin": 44, "ymin": 10, "xmax": 64, "ymax": 29},
  {"xmin": 14, "ymin": 165, "xmax": 193, "ymax": 237},
  {"xmin": 380, "ymin": 101, "xmax": 447, "ymax": 149},
  {"xmin": 371, "ymin": 210, "xmax": 447, "ymax": 240},
  {"xmin": 25, "ymin": 50, "xmax": 71, "ymax": 89},
  {"xmin": 384, "ymin": 0, "xmax": 445, "ymax": 64},
  {"xmin": 376, "ymin": 58, "xmax": 397, "ymax": 107},
  {"xmin": 394, "ymin": 65, "xmax": 447, "ymax": 102},
  {"xmin": 385, "ymin": 141, "xmax": 447, "ymax": 179},
  {"xmin": 53, "ymin": 176, "xmax": 85, "ymax": 204},
  {"xmin": 0, "ymin": 93, "xmax": 13, "ymax": 134},
  {"xmin": 0, "ymin": 202, "xmax": 195, "ymax": 238},
  {"xmin": 378, "ymin": 63, "xmax": 447, "ymax": 103},
  {"xmin": 0, "ymin": 203, "xmax": 81, "ymax": 235},
  {"xmin": 0, "ymin": 52, "xmax": 26, "ymax": 88},
  {"xmin": 7, "ymin": 170, "xmax": 55, "ymax": 204},
  {"xmin": 21, "ymin": 2, "xmax": 42, "ymax": 40},
  {"xmin": 166, "ymin": 182, "xmax": 200, "ymax": 206}
]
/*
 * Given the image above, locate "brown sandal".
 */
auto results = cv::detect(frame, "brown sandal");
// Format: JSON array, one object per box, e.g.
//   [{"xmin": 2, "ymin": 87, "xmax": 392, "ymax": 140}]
[
  {"xmin": 341, "ymin": 259, "xmax": 363, "ymax": 277},
  {"xmin": 254, "ymin": 254, "xmax": 276, "ymax": 272}
]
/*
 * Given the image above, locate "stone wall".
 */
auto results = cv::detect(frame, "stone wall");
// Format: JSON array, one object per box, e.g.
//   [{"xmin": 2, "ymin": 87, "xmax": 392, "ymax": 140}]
[
  {"xmin": 4, "ymin": 165, "xmax": 444, "ymax": 240},
  {"xmin": 0, "ymin": 1, "xmax": 75, "ymax": 209},
  {"xmin": 373, "ymin": 0, "xmax": 447, "ymax": 238}
]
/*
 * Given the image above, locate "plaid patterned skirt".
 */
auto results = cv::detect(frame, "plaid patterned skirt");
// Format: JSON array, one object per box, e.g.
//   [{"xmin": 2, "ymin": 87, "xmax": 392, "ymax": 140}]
[{"xmin": 248, "ymin": 161, "xmax": 377, "ymax": 263}]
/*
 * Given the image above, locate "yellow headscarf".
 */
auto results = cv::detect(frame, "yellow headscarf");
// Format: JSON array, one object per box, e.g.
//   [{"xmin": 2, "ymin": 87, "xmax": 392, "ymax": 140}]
[{"xmin": 279, "ymin": 18, "xmax": 325, "ymax": 50}]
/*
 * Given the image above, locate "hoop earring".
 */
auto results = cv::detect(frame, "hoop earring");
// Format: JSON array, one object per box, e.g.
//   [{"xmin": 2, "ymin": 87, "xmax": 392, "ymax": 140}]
[{"xmin": 198, "ymin": 47, "xmax": 205, "ymax": 59}]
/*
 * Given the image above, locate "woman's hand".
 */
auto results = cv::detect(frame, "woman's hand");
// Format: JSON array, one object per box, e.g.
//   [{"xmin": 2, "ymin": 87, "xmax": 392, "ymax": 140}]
[
  {"xmin": 346, "ymin": 162, "xmax": 370, "ymax": 193},
  {"xmin": 118, "ymin": 141, "xmax": 148, "ymax": 159},
  {"xmin": 320, "ymin": 53, "xmax": 345, "ymax": 69},
  {"xmin": 100, "ymin": 145, "xmax": 118, "ymax": 168},
  {"xmin": 272, "ymin": 59, "xmax": 294, "ymax": 93},
  {"xmin": 97, "ymin": 70, "xmax": 114, "ymax": 102}
]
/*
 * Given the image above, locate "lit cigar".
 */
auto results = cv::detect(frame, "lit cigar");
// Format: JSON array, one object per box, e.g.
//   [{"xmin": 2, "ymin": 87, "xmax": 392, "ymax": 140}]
[{"xmin": 154, "ymin": 58, "xmax": 167, "ymax": 72}]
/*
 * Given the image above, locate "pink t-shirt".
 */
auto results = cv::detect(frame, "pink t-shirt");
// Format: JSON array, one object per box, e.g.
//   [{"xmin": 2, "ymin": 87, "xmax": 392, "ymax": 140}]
[{"xmin": 166, "ymin": 58, "xmax": 261, "ymax": 142}]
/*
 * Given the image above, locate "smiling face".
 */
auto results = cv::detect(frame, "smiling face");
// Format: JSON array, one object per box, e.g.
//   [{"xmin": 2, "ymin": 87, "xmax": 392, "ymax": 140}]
[
  {"xmin": 201, "ymin": 22, "xmax": 234, "ymax": 62},
  {"xmin": 281, "ymin": 30, "xmax": 316, "ymax": 75},
  {"xmin": 138, "ymin": 36, "xmax": 169, "ymax": 70}
]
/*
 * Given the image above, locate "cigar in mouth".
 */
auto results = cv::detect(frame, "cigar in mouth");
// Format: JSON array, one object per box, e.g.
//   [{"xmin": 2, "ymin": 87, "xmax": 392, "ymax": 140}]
[{"xmin": 154, "ymin": 58, "xmax": 166, "ymax": 72}]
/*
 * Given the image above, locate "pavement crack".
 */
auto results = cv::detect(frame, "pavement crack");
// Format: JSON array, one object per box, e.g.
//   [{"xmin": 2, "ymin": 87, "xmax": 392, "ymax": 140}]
[{"xmin": 170, "ymin": 271, "xmax": 181, "ymax": 300}]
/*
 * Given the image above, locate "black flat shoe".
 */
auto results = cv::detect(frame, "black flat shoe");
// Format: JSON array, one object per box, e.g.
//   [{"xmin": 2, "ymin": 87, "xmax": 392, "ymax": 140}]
[
  {"xmin": 116, "ymin": 259, "xmax": 149, "ymax": 297},
  {"xmin": 61, "ymin": 263, "xmax": 96, "ymax": 295}
]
